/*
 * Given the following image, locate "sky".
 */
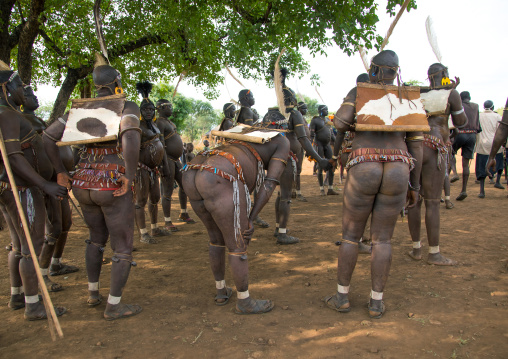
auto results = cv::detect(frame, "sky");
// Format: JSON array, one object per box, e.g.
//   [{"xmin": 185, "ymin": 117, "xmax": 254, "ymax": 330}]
[{"xmin": 37, "ymin": 0, "xmax": 508, "ymax": 117}]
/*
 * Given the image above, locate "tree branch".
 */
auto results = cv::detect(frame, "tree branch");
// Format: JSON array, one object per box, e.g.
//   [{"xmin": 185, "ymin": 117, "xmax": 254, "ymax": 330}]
[{"xmin": 39, "ymin": 28, "xmax": 67, "ymax": 58}]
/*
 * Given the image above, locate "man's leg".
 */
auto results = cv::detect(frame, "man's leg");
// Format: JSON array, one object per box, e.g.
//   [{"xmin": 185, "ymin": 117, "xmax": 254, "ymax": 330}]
[
  {"xmin": 49, "ymin": 197, "xmax": 78, "ymax": 276},
  {"xmin": 149, "ymin": 176, "xmax": 171, "ymax": 237},
  {"xmin": 134, "ymin": 169, "xmax": 156, "ymax": 243},
  {"xmin": 161, "ymin": 161, "xmax": 178, "ymax": 231},
  {"xmin": 276, "ymin": 164, "xmax": 298, "ymax": 244},
  {"xmin": 175, "ymin": 165, "xmax": 196, "ymax": 224}
]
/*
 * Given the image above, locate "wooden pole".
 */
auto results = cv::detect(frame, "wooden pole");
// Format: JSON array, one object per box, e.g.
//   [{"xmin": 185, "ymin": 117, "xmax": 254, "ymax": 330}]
[{"xmin": 0, "ymin": 128, "xmax": 64, "ymax": 339}]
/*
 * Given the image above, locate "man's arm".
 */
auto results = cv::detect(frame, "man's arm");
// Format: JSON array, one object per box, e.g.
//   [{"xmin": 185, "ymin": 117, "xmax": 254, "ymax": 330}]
[
  {"xmin": 449, "ymin": 90, "xmax": 468, "ymax": 129},
  {"xmin": 42, "ymin": 113, "xmax": 68, "ymax": 174},
  {"xmin": 292, "ymin": 111, "xmax": 329, "ymax": 169},
  {"xmin": 487, "ymin": 98, "xmax": 508, "ymax": 172},
  {"xmin": 405, "ymin": 131, "xmax": 423, "ymax": 207}
]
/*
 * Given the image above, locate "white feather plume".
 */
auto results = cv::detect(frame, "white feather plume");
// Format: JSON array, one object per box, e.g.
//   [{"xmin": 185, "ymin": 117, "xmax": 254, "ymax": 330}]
[
  {"xmin": 426, "ymin": 16, "xmax": 442, "ymax": 63},
  {"xmin": 274, "ymin": 48, "xmax": 288, "ymax": 119},
  {"xmin": 358, "ymin": 45, "xmax": 370, "ymax": 72}
]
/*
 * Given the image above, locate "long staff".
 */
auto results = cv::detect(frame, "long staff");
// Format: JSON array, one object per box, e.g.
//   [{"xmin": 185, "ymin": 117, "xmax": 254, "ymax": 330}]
[{"xmin": 0, "ymin": 128, "xmax": 63, "ymax": 340}]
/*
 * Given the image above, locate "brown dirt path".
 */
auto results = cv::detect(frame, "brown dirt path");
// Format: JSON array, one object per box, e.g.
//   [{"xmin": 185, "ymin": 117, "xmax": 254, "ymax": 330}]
[{"xmin": 1, "ymin": 158, "xmax": 507, "ymax": 358}]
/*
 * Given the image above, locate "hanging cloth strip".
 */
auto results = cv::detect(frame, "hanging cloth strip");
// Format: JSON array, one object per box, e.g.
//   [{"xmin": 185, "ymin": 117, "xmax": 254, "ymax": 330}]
[
  {"xmin": 225, "ymin": 140, "xmax": 265, "ymax": 193},
  {"xmin": 137, "ymin": 162, "xmax": 159, "ymax": 187},
  {"xmin": 346, "ymin": 148, "xmax": 415, "ymax": 171},
  {"xmin": 72, "ymin": 162, "xmax": 126, "ymax": 191},
  {"xmin": 423, "ymin": 134, "xmax": 448, "ymax": 170},
  {"xmin": 183, "ymin": 149, "xmax": 251, "ymax": 248},
  {"xmin": 0, "ymin": 182, "xmax": 35, "ymax": 229}
]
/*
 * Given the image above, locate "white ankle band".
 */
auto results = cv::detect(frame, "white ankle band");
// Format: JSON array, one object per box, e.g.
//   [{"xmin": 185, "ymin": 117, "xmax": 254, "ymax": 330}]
[
  {"xmin": 444, "ymin": 196, "xmax": 450, "ymax": 200},
  {"xmin": 296, "ymin": 190, "xmax": 301, "ymax": 195},
  {"xmin": 279, "ymin": 228, "xmax": 287, "ymax": 234},
  {"xmin": 370, "ymin": 290, "xmax": 383, "ymax": 300},
  {"xmin": 11, "ymin": 286, "xmax": 23, "ymax": 295},
  {"xmin": 275, "ymin": 223, "xmax": 279, "ymax": 228},
  {"xmin": 337, "ymin": 284, "xmax": 350, "ymax": 294},
  {"xmin": 40, "ymin": 268, "xmax": 49, "ymax": 276},
  {"xmin": 107, "ymin": 294, "xmax": 121, "ymax": 305},
  {"xmin": 413, "ymin": 241, "xmax": 421, "ymax": 249},
  {"xmin": 164, "ymin": 217, "xmax": 171, "ymax": 222},
  {"xmin": 237, "ymin": 290, "xmax": 249, "ymax": 299},
  {"xmin": 216, "ymin": 280, "xmax": 226, "ymax": 289},
  {"xmin": 320, "ymin": 186, "xmax": 324, "ymax": 190},
  {"xmin": 180, "ymin": 209, "xmax": 187, "ymax": 214},
  {"xmin": 25, "ymin": 295, "xmax": 39, "ymax": 304},
  {"xmin": 429, "ymin": 246, "xmax": 440, "ymax": 254},
  {"xmin": 51, "ymin": 257, "xmax": 61, "ymax": 265},
  {"xmin": 328, "ymin": 185, "xmax": 333, "ymax": 190},
  {"xmin": 140, "ymin": 228, "xmax": 148, "ymax": 234},
  {"xmin": 88, "ymin": 282, "xmax": 99, "ymax": 291},
  {"xmin": 151, "ymin": 223, "xmax": 158, "ymax": 229}
]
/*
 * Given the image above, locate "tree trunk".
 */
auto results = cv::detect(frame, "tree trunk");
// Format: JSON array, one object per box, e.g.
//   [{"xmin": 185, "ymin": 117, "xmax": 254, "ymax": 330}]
[
  {"xmin": 17, "ymin": 0, "xmax": 46, "ymax": 84},
  {"xmin": 0, "ymin": 0, "xmax": 18, "ymax": 64},
  {"xmin": 48, "ymin": 66, "xmax": 92, "ymax": 124}
]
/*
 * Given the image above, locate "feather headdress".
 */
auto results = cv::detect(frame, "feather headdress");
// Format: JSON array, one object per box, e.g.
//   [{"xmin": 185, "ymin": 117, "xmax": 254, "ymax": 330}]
[
  {"xmin": 93, "ymin": 52, "xmax": 109, "ymax": 69},
  {"xmin": 425, "ymin": 16, "xmax": 442, "ymax": 63},
  {"xmin": 273, "ymin": 48, "xmax": 287, "ymax": 119},
  {"xmin": 93, "ymin": 0, "xmax": 109, "ymax": 61},
  {"xmin": 136, "ymin": 81, "xmax": 153, "ymax": 101},
  {"xmin": 380, "ymin": 0, "xmax": 411, "ymax": 51}
]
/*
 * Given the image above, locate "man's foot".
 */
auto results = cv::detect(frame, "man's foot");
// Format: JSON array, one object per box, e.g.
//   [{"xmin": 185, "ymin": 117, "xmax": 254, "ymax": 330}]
[
  {"xmin": 43, "ymin": 275, "xmax": 63, "ymax": 292},
  {"xmin": 151, "ymin": 227, "xmax": 172, "ymax": 237},
  {"xmin": 358, "ymin": 241, "xmax": 372, "ymax": 255},
  {"xmin": 408, "ymin": 248, "xmax": 422, "ymax": 261},
  {"xmin": 178, "ymin": 213, "xmax": 196, "ymax": 224},
  {"xmin": 368, "ymin": 299, "xmax": 385, "ymax": 319},
  {"xmin": 327, "ymin": 189, "xmax": 340, "ymax": 195},
  {"xmin": 87, "ymin": 292, "xmax": 102, "ymax": 307},
  {"xmin": 296, "ymin": 193, "xmax": 308, "ymax": 202},
  {"xmin": 24, "ymin": 301, "xmax": 66, "ymax": 321},
  {"xmin": 478, "ymin": 193, "xmax": 485, "ymax": 198},
  {"xmin": 427, "ymin": 252, "xmax": 457, "ymax": 266},
  {"xmin": 456, "ymin": 192, "xmax": 467, "ymax": 201},
  {"xmin": 140, "ymin": 233, "xmax": 157, "ymax": 244},
  {"xmin": 165, "ymin": 222, "xmax": 179, "ymax": 232},
  {"xmin": 320, "ymin": 189, "xmax": 326, "ymax": 196},
  {"xmin": 235, "ymin": 297, "xmax": 274, "ymax": 314},
  {"xmin": 253, "ymin": 216, "xmax": 270, "ymax": 228},
  {"xmin": 274, "ymin": 228, "xmax": 290, "ymax": 237},
  {"xmin": 214, "ymin": 287, "xmax": 233, "ymax": 306},
  {"xmin": 104, "ymin": 303, "xmax": 142, "ymax": 320},
  {"xmin": 276, "ymin": 233, "xmax": 299, "ymax": 245},
  {"xmin": 49, "ymin": 263, "xmax": 79, "ymax": 276},
  {"xmin": 8, "ymin": 294, "xmax": 26, "ymax": 310},
  {"xmin": 450, "ymin": 175, "xmax": 459, "ymax": 183},
  {"xmin": 323, "ymin": 292, "xmax": 350, "ymax": 313},
  {"xmin": 494, "ymin": 183, "xmax": 505, "ymax": 190},
  {"xmin": 445, "ymin": 200, "xmax": 454, "ymax": 209}
]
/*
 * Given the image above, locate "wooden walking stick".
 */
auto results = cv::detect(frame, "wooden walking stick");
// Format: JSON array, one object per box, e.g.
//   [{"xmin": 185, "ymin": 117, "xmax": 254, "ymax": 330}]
[{"xmin": 0, "ymin": 128, "xmax": 63, "ymax": 340}]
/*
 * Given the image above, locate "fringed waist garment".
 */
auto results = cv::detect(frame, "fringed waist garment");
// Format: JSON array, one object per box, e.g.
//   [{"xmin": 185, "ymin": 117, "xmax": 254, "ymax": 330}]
[
  {"xmin": 72, "ymin": 162, "xmax": 126, "ymax": 191},
  {"xmin": 137, "ymin": 161, "xmax": 159, "ymax": 188},
  {"xmin": 183, "ymin": 149, "xmax": 251, "ymax": 247},
  {"xmin": 423, "ymin": 134, "xmax": 448, "ymax": 170},
  {"xmin": 79, "ymin": 146, "xmax": 123, "ymax": 162},
  {"xmin": 226, "ymin": 140, "xmax": 265, "ymax": 194},
  {"xmin": 346, "ymin": 148, "xmax": 415, "ymax": 171},
  {"xmin": 0, "ymin": 182, "xmax": 35, "ymax": 229}
]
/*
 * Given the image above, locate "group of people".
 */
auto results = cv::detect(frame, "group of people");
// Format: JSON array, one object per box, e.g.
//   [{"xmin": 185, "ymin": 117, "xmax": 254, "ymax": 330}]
[{"xmin": 1, "ymin": 47, "xmax": 506, "ymax": 323}]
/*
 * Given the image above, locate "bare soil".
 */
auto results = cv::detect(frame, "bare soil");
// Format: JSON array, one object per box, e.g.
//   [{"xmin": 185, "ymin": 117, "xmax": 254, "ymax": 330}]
[{"xmin": 1, "ymin": 159, "xmax": 507, "ymax": 359}]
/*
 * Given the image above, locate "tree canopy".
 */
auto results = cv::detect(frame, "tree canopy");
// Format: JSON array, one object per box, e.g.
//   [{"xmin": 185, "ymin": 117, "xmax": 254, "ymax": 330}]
[{"xmin": 2, "ymin": 0, "xmax": 417, "ymax": 122}]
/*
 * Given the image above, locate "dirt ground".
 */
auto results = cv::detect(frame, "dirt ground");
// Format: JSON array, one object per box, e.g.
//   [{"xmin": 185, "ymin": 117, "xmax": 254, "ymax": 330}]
[{"xmin": 1, "ymin": 158, "xmax": 507, "ymax": 359}]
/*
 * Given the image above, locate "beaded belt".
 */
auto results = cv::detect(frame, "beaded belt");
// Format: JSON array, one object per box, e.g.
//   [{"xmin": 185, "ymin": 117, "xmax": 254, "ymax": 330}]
[{"xmin": 346, "ymin": 148, "xmax": 415, "ymax": 171}]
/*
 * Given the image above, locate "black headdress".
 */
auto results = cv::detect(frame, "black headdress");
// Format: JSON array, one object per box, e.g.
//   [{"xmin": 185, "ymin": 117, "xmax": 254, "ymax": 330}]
[{"xmin": 136, "ymin": 81, "xmax": 156, "ymax": 131}]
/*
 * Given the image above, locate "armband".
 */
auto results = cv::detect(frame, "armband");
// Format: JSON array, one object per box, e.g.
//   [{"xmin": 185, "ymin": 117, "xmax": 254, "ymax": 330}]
[
  {"xmin": 294, "ymin": 124, "xmax": 304, "ymax": 127},
  {"xmin": 406, "ymin": 136, "xmax": 424, "ymax": 142},
  {"xmin": 451, "ymin": 108, "xmax": 464, "ymax": 116},
  {"xmin": 42, "ymin": 131, "xmax": 59, "ymax": 142},
  {"xmin": 119, "ymin": 127, "xmax": 142, "ymax": 137},
  {"xmin": 332, "ymin": 155, "xmax": 339, "ymax": 160},
  {"xmin": 122, "ymin": 114, "xmax": 140, "ymax": 121},
  {"xmin": 264, "ymin": 177, "xmax": 280, "ymax": 185},
  {"xmin": 408, "ymin": 181, "xmax": 421, "ymax": 192},
  {"xmin": 271, "ymin": 157, "xmax": 287, "ymax": 165},
  {"xmin": 504, "ymin": 108, "xmax": 508, "ymax": 112},
  {"xmin": 3, "ymin": 139, "xmax": 20, "ymax": 143},
  {"xmin": 335, "ymin": 117, "xmax": 354, "ymax": 129},
  {"xmin": 7, "ymin": 151, "xmax": 23, "ymax": 156},
  {"xmin": 341, "ymin": 102, "xmax": 355, "ymax": 107},
  {"xmin": 57, "ymin": 117, "xmax": 66, "ymax": 125}
]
